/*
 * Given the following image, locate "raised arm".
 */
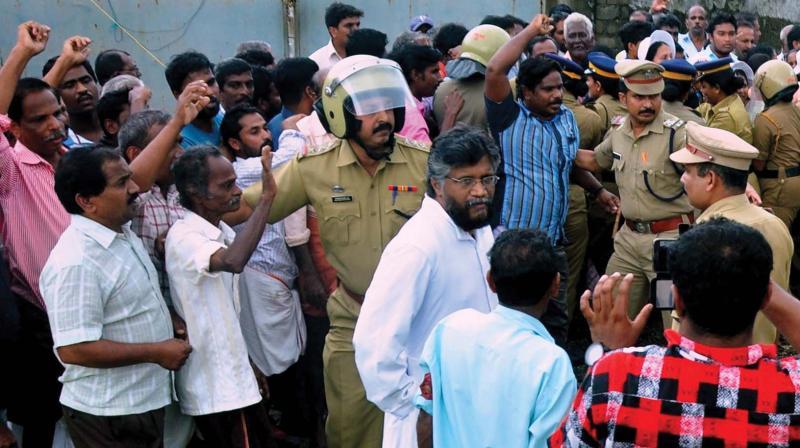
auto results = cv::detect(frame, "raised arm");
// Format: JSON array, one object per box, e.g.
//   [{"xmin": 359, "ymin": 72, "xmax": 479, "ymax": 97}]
[
  {"xmin": 43, "ymin": 36, "xmax": 91, "ymax": 88},
  {"xmin": 485, "ymin": 14, "xmax": 553, "ymax": 102},
  {"xmin": 0, "ymin": 22, "xmax": 51, "ymax": 115}
]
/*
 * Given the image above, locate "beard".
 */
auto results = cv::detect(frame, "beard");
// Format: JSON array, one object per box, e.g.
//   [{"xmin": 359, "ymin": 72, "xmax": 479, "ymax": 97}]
[
  {"xmin": 445, "ymin": 196, "xmax": 492, "ymax": 231},
  {"xmin": 197, "ymin": 99, "xmax": 221, "ymax": 119},
  {"xmin": 353, "ymin": 129, "xmax": 395, "ymax": 161}
]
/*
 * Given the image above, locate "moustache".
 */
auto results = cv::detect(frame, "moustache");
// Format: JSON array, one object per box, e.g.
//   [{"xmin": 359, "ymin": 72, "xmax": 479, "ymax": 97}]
[
  {"xmin": 466, "ymin": 198, "xmax": 492, "ymax": 208},
  {"xmin": 373, "ymin": 122, "xmax": 393, "ymax": 134},
  {"xmin": 47, "ymin": 130, "xmax": 66, "ymax": 142},
  {"xmin": 227, "ymin": 196, "xmax": 241, "ymax": 208},
  {"xmin": 127, "ymin": 192, "xmax": 140, "ymax": 205},
  {"xmin": 206, "ymin": 96, "xmax": 219, "ymax": 106},
  {"xmin": 262, "ymin": 138, "xmax": 273, "ymax": 150},
  {"xmin": 639, "ymin": 108, "xmax": 655, "ymax": 115},
  {"xmin": 77, "ymin": 92, "xmax": 93, "ymax": 101}
]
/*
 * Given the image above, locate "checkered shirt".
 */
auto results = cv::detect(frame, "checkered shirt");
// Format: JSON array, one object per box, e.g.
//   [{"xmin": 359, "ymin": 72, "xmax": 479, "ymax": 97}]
[{"xmin": 550, "ymin": 330, "xmax": 800, "ymax": 447}]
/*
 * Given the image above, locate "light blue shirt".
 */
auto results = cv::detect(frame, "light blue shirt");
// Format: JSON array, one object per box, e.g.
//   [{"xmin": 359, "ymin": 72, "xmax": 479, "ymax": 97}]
[
  {"xmin": 415, "ymin": 305, "xmax": 576, "ymax": 448},
  {"xmin": 180, "ymin": 109, "xmax": 224, "ymax": 149}
]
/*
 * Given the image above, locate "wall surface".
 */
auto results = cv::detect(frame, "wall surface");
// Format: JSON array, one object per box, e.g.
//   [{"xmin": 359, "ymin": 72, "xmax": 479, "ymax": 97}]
[{"xmin": 0, "ymin": 0, "xmax": 541, "ymax": 110}]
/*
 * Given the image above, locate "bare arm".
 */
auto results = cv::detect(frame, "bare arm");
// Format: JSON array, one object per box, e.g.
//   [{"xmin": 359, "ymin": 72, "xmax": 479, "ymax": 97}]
[
  {"xmin": 572, "ymin": 166, "xmax": 619, "ymax": 213},
  {"xmin": 43, "ymin": 36, "xmax": 91, "ymax": 88},
  {"xmin": 0, "ymin": 22, "xmax": 51, "ymax": 115},
  {"xmin": 417, "ymin": 410, "xmax": 433, "ymax": 448},
  {"xmin": 762, "ymin": 281, "xmax": 800, "ymax": 351},
  {"xmin": 57, "ymin": 338, "xmax": 191, "ymax": 370},
  {"xmin": 209, "ymin": 148, "xmax": 277, "ymax": 273},
  {"xmin": 574, "ymin": 149, "xmax": 602, "ymax": 172},
  {"xmin": 485, "ymin": 14, "xmax": 552, "ymax": 102},
  {"xmin": 129, "ymin": 81, "xmax": 210, "ymax": 192},
  {"xmin": 438, "ymin": 89, "xmax": 464, "ymax": 133}
]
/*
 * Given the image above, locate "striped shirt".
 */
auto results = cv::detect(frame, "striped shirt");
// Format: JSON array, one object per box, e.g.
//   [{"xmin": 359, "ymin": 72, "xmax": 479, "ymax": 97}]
[
  {"xmin": 0, "ymin": 115, "xmax": 70, "ymax": 309},
  {"xmin": 486, "ymin": 95, "xmax": 579, "ymax": 243},
  {"xmin": 40, "ymin": 215, "xmax": 174, "ymax": 416}
]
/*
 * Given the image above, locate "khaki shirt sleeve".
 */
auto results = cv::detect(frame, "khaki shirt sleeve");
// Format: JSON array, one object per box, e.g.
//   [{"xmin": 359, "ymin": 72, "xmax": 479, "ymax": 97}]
[
  {"xmin": 707, "ymin": 111, "xmax": 737, "ymax": 136},
  {"xmin": 243, "ymin": 157, "xmax": 310, "ymax": 223},
  {"xmin": 594, "ymin": 134, "xmax": 614, "ymax": 170},
  {"xmin": 752, "ymin": 113, "xmax": 776, "ymax": 161}
]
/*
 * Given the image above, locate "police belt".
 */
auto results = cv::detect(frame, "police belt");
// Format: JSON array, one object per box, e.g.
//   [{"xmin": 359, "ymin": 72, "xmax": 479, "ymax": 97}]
[
  {"xmin": 625, "ymin": 214, "xmax": 695, "ymax": 234},
  {"xmin": 755, "ymin": 166, "xmax": 800, "ymax": 179}
]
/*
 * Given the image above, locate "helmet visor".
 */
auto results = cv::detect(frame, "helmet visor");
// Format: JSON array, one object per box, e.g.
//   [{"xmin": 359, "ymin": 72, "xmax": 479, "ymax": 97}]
[{"xmin": 339, "ymin": 65, "xmax": 413, "ymax": 116}]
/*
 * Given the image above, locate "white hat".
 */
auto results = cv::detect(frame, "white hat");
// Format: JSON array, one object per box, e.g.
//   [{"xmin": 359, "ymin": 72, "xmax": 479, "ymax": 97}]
[{"xmin": 638, "ymin": 30, "xmax": 676, "ymax": 61}]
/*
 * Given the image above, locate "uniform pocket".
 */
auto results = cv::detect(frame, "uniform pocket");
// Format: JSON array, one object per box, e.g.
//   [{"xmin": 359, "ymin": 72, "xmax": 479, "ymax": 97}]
[{"xmin": 321, "ymin": 202, "xmax": 361, "ymax": 246}]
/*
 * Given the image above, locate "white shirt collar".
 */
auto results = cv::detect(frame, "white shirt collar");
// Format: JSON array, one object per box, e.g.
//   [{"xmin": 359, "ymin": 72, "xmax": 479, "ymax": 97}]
[
  {"xmin": 422, "ymin": 195, "xmax": 488, "ymax": 242},
  {"xmin": 182, "ymin": 210, "xmax": 223, "ymax": 241},
  {"xmin": 70, "ymin": 214, "xmax": 129, "ymax": 249}
]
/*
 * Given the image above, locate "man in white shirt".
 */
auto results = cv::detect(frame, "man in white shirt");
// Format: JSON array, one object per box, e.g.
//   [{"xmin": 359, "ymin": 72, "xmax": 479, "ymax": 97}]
[
  {"xmin": 690, "ymin": 11, "xmax": 739, "ymax": 63},
  {"xmin": 309, "ymin": 2, "xmax": 363, "ymax": 72},
  {"xmin": 166, "ymin": 145, "xmax": 278, "ymax": 447},
  {"xmin": 678, "ymin": 4, "xmax": 707, "ymax": 61},
  {"xmin": 353, "ymin": 125, "xmax": 500, "ymax": 448},
  {"xmin": 42, "ymin": 145, "xmax": 192, "ymax": 447}
]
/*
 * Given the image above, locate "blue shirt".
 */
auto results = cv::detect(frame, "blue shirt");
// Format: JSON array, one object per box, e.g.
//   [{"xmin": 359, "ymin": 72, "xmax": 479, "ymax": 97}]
[
  {"xmin": 487, "ymin": 94, "xmax": 579, "ymax": 243},
  {"xmin": 415, "ymin": 305, "xmax": 576, "ymax": 448},
  {"xmin": 267, "ymin": 107, "xmax": 296, "ymax": 150},
  {"xmin": 180, "ymin": 109, "xmax": 224, "ymax": 149}
]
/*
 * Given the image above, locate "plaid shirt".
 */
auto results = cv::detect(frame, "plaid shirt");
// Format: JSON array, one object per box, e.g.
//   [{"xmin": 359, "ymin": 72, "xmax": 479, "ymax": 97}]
[{"xmin": 550, "ymin": 330, "xmax": 800, "ymax": 447}]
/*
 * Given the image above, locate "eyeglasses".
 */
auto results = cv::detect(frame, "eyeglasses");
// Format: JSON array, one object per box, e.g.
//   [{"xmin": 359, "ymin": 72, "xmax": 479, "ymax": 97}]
[{"xmin": 445, "ymin": 175, "xmax": 500, "ymax": 189}]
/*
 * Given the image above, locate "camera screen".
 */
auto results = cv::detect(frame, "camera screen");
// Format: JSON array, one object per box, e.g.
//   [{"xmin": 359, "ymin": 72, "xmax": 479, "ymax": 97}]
[{"xmin": 653, "ymin": 279, "xmax": 674, "ymax": 309}]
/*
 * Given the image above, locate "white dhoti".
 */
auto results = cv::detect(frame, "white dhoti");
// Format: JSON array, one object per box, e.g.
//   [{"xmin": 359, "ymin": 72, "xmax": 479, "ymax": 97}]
[
  {"xmin": 238, "ymin": 267, "xmax": 306, "ymax": 376},
  {"xmin": 382, "ymin": 408, "xmax": 419, "ymax": 448}
]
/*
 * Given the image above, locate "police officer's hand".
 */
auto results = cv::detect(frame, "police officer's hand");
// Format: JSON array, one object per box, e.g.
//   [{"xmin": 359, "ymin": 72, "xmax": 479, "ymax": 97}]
[
  {"xmin": 154, "ymin": 339, "xmax": 192, "ymax": 371},
  {"xmin": 596, "ymin": 189, "xmax": 620, "ymax": 214},
  {"xmin": 529, "ymin": 14, "xmax": 553, "ymax": 35},
  {"xmin": 260, "ymin": 145, "xmax": 277, "ymax": 202},
  {"xmin": 15, "ymin": 21, "xmax": 50, "ymax": 58},
  {"xmin": 175, "ymin": 81, "xmax": 211, "ymax": 126},
  {"xmin": 745, "ymin": 182, "xmax": 762, "ymax": 206},
  {"xmin": 580, "ymin": 273, "xmax": 652, "ymax": 350}
]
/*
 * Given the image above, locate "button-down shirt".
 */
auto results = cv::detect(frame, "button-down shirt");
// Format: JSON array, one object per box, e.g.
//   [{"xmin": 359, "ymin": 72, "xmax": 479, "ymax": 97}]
[
  {"xmin": 40, "ymin": 215, "xmax": 173, "ymax": 416},
  {"xmin": 398, "ymin": 98, "xmax": 431, "ymax": 144},
  {"xmin": 309, "ymin": 40, "xmax": 342, "ymax": 73},
  {"xmin": 677, "ymin": 33, "xmax": 705, "ymax": 61},
  {"xmin": 753, "ymin": 101, "xmax": 800, "ymax": 168},
  {"xmin": 0, "ymin": 115, "xmax": 70, "ymax": 309},
  {"xmin": 552, "ymin": 330, "xmax": 800, "ymax": 446},
  {"xmin": 697, "ymin": 93, "xmax": 753, "ymax": 144},
  {"xmin": 416, "ymin": 306, "xmax": 576, "ymax": 448},
  {"xmin": 689, "ymin": 45, "xmax": 739, "ymax": 64},
  {"xmin": 166, "ymin": 211, "xmax": 261, "ymax": 415},
  {"xmin": 243, "ymin": 135, "xmax": 429, "ymax": 295},
  {"xmin": 487, "ymin": 94, "xmax": 579, "ymax": 243},
  {"xmin": 130, "ymin": 184, "xmax": 185, "ymax": 305},
  {"xmin": 354, "ymin": 196, "xmax": 497, "ymax": 419},
  {"xmin": 232, "ymin": 157, "xmax": 297, "ymax": 284}
]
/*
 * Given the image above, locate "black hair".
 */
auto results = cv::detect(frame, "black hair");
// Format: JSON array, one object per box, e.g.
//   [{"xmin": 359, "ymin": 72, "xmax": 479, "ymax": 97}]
[
  {"xmin": 42, "ymin": 56, "xmax": 98, "ymax": 84},
  {"xmin": 735, "ymin": 11, "xmax": 759, "ymax": 26},
  {"xmin": 489, "ymin": 229, "xmax": 559, "ymax": 307},
  {"xmin": 235, "ymin": 50, "xmax": 275, "ymax": 68},
  {"xmin": 94, "ymin": 49, "xmax": 130, "ymax": 85},
  {"xmin": 54, "ymin": 145, "xmax": 122, "ymax": 214},
  {"xmin": 662, "ymin": 78, "xmax": 693, "ymax": 102},
  {"xmin": 503, "ymin": 15, "xmax": 528, "ymax": 28},
  {"xmin": 527, "ymin": 35, "xmax": 559, "ymax": 56},
  {"xmin": 164, "ymin": 51, "xmax": 214, "ymax": 94},
  {"xmin": 480, "ymin": 15, "xmax": 516, "ymax": 32},
  {"xmin": 695, "ymin": 162, "xmax": 749, "ymax": 191},
  {"xmin": 516, "ymin": 57, "xmax": 562, "ymax": 99},
  {"xmin": 788, "ymin": 26, "xmax": 800, "ymax": 48},
  {"xmin": 591, "ymin": 45, "xmax": 617, "ymax": 59},
  {"xmin": 215, "ymin": 58, "xmax": 252, "ymax": 87},
  {"xmin": 325, "ymin": 2, "xmax": 363, "ymax": 29},
  {"xmin": 9, "ymin": 78, "xmax": 57, "ymax": 122},
  {"xmin": 426, "ymin": 124, "xmax": 501, "ymax": 197},
  {"xmin": 95, "ymin": 89, "xmax": 130, "ymax": 135},
  {"xmin": 589, "ymin": 71, "xmax": 621, "ymax": 98},
  {"xmin": 645, "ymin": 41, "xmax": 669, "ymax": 61},
  {"xmin": 707, "ymin": 11, "xmax": 737, "ymax": 35},
  {"xmin": 549, "ymin": 4, "xmax": 573, "ymax": 16},
  {"xmin": 670, "ymin": 218, "xmax": 772, "ymax": 337},
  {"xmin": 550, "ymin": 11, "xmax": 569, "ymax": 26},
  {"xmin": 619, "ymin": 21, "xmax": 655, "ymax": 50},
  {"xmin": 736, "ymin": 20, "xmax": 755, "ymax": 30},
  {"xmin": 118, "ymin": 110, "xmax": 171, "ymax": 162},
  {"xmin": 747, "ymin": 52, "xmax": 772, "ymax": 72},
  {"xmin": 173, "ymin": 145, "xmax": 223, "ymax": 210},
  {"xmin": 345, "ymin": 28, "xmax": 388, "ymax": 57},
  {"xmin": 388, "ymin": 44, "xmax": 442, "ymax": 84},
  {"xmin": 630, "ymin": 9, "xmax": 653, "ymax": 23},
  {"xmin": 274, "ymin": 58, "xmax": 320, "ymax": 106},
  {"xmin": 765, "ymin": 84, "xmax": 800, "ymax": 108},
  {"xmin": 655, "ymin": 13, "xmax": 681, "ymax": 31},
  {"xmin": 563, "ymin": 75, "xmax": 589, "ymax": 98},
  {"xmin": 701, "ymin": 69, "xmax": 744, "ymax": 96},
  {"xmin": 220, "ymin": 105, "xmax": 264, "ymax": 151},
  {"xmin": 251, "ymin": 66, "xmax": 278, "ymax": 118},
  {"xmin": 433, "ymin": 23, "xmax": 469, "ymax": 58}
]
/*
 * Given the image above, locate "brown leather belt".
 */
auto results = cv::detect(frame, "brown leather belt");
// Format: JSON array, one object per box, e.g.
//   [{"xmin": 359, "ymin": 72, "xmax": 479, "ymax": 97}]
[
  {"xmin": 341, "ymin": 281, "xmax": 365, "ymax": 305},
  {"xmin": 625, "ymin": 214, "xmax": 694, "ymax": 234}
]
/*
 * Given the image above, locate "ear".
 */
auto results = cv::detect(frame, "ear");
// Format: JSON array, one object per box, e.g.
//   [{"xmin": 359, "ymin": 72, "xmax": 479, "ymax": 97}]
[
  {"xmin": 328, "ymin": 25, "xmax": 338, "ymax": 38},
  {"xmin": 672, "ymin": 284, "xmax": 685, "ymax": 317},
  {"xmin": 227, "ymin": 137, "xmax": 242, "ymax": 153},
  {"xmin": 548, "ymin": 273, "xmax": 561, "ymax": 300},
  {"xmin": 619, "ymin": 91, "xmax": 628, "ymax": 106},
  {"xmin": 486, "ymin": 270, "xmax": 497, "ymax": 293},
  {"xmin": 75, "ymin": 193, "xmax": 95, "ymax": 215},
  {"xmin": 104, "ymin": 119, "xmax": 120, "ymax": 136},
  {"xmin": 431, "ymin": 177, "xmax": 444, "ymax": 198},
  {"xmin": 124, "ymin": 145, "xmax": 142, "ymax": 163},
  {"xmin": 8, "ymin": 121, "xmax": 21, "ymax": 140}
]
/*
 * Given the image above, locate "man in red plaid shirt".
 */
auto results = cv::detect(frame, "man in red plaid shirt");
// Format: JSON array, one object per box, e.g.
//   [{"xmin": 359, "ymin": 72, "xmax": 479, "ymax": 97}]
[{"xmin": 551, "ymin": 218, "xmax": 800, "ymax": 446}]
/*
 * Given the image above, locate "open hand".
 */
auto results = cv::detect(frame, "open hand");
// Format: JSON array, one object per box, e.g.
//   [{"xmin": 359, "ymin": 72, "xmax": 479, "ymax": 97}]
[
  {"xmin": 260, "ymin": 145, "xmax": 277, "ymax": 201},
  {"xmin": 580, "ymin": 272, "xmax": 652, "ymax": 350}
]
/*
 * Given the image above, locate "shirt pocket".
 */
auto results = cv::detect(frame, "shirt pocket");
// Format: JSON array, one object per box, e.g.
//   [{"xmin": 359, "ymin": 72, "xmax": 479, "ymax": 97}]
[
  {"xmin": 385, "ymin": 193, "xmax": 422, "ymax": 235},
  {"xmin": 320, "ymin": 201, "xmax": 362, "ymax": 246}
]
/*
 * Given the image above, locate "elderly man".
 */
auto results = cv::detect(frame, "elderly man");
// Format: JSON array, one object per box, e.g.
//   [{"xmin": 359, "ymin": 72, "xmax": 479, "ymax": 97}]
[
  {"xmin": 563, "ymin": 12, "xmax": 595, "ymax": 67},
  {"xmin": 678, "ymin": 4, "xmax": 708, "ymax": 60},
  {"xmin": 354, "ymin": 126, "xmax": 499, "ymax": 448}
]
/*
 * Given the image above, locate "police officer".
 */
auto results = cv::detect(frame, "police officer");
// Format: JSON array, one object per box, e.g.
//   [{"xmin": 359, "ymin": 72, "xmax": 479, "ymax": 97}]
[
  {"xmin": 669, "ymin": 122, "xmax": 792, "ymax": 343},
  {"xmin": 695, "ymin": 57, "xmax": 753, "ymax": 144},
  {"xmin": 575, "ymin": 59, "xmax": 692, "ymax": 321},
  {"xmin": 752, "ymin": 60, "xmax": 800, "ymax": 228},
  {"xmin": 661, "ymin": 58, "xmax": 705, "ymax": 125},
  {"xmin": 244, "ymin": 56, "xmax": 429, "ymax": 448},
  {"xmin": 585, "ymin": 52, "xmax": 628, "ymax": 133},
  {"xmin": 545, "ymin": 52, "xmax": 605, "ymax": 321},
  {"xmin": 432, "ymin": 24, "xmax": 510, "ymax": 130}
]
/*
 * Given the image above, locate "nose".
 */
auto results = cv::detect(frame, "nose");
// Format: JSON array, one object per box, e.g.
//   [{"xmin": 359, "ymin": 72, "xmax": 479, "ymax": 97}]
[
  {"xmin": 127, "ymin": 178, "xmax": 140, "ymax": 195},
  {"xmin": 470, "ymin": 180, "xmax": 490, "ymax": 197},
  {"xmin": 75, "ymin": 81, "xmax": 88, "ymax": 93},
  {"xmin": 261, "ymin": 128, "xmax": 272, "ymax": 142}
]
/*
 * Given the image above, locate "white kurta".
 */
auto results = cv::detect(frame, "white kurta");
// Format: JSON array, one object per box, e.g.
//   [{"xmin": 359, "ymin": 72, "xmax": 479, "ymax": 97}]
[{"xmin": 353, "ymin": 196, "xmax": 498, "ymax": 448}]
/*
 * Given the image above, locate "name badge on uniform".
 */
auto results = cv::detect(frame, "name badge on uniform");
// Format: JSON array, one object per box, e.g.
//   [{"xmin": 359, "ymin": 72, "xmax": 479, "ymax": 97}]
[
  {"xmin": 332, "ymin": 195, "xmax": 353, "ymax": 203},
  {"xmin": 613, "ymin": 152, "xmax": 622, "ymax": 160}
]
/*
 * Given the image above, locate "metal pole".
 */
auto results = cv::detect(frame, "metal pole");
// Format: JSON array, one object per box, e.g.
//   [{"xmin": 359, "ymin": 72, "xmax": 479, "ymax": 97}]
[{"xmin": 284, "ymin": 0, "xmax": 298, "ymax": 57}]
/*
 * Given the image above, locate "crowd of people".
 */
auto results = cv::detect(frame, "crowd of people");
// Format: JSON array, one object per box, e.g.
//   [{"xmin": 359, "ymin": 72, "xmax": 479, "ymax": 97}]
[{"xmin": 4, "ymin": 0, "xmax": 800, "ymax": 447}]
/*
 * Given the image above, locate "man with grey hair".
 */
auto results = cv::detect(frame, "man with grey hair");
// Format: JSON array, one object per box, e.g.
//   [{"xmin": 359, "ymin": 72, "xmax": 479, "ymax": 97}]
[
  {"xmin": 391, "ymin": 31, "xmax": 433, "ymax": 53},
  {"xmin": 564, "ymin": 12, "xmax": 594, "ymax": 67},
  {"xmin": 354, "ymin": 125, "xmax": 500, "ymax": 448},
  {"xmin": 236, "ymin": 40, "xmax": 273, "ymax": 55}
]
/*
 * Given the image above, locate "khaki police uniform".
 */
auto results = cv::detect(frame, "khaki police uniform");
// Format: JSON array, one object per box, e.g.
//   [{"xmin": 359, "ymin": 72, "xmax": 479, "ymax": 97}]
[
  {"xmin": 697, "ymin": 93, "xmax": 753, "ymax": 144},
  {"xmin": 662, "ymin": 100, "xmax": 705, "ymax": 125},
  {"xmin": 244, "ymin": 135, "xmax": 429, "ymax": 448},
  {"xmin": 563, "ymin": 91, "xmax": 605, "ymax": 320},
  {"xmin": 432, "ymin": 78, "xmax": 488, "ymax": 130},
  {"xmin": 594, "ymin": 60, "xmax": 693, "ymax": 320},
  {"xmin": 590, "ymin": 93, "xmax": 628, "ymax": 134},
  {"xmin": 669, "ymin": 122, "xmax": 793, "ymax": 343},
  {"xmin": 753, "ymin": 101, "xmax": 800, "ymax": 227}
]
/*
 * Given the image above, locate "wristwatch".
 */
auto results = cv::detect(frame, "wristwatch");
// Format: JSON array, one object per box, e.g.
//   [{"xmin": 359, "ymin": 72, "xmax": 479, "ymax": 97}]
[{"xmin": 584, "ymin": 342, "xmax": 608, "ymax": 367}]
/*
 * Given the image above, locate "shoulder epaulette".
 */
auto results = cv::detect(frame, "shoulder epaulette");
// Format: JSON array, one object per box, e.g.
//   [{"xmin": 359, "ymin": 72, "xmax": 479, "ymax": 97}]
[
  {"xmin": 395, "ymin": 134, "xmax": 431, "ymax": 153},
  {"xmin": 300, "ymin": 138, "xmax": 341, "ymax": 159},
  {"xmin": 611, "ymin": 115, "xmax": 626, "ymax": 127},
  {"xmin": 663, "ymin": 117, "xmax": 686, "ymax": 129}
]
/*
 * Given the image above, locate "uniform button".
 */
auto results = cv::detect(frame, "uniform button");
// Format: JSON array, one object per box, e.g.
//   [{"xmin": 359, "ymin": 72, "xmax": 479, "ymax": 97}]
[
  {"xmin": 370, "ymin": 211, "xmax": 376, "ymax": 216},
  {"xmin": 370, "ymin": 184, "xmax": 374, "ymax": 189}
]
